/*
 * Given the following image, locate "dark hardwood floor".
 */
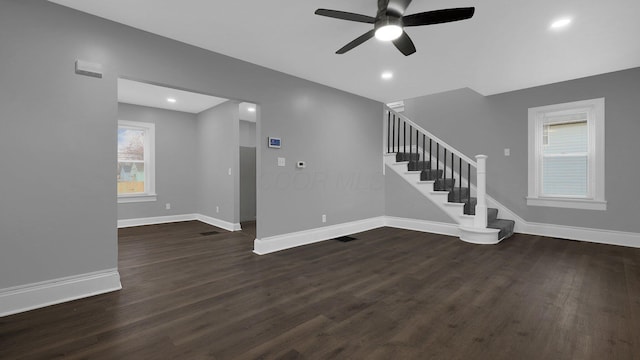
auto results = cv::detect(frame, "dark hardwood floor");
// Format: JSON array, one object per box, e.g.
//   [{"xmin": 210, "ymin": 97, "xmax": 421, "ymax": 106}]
[{"xmin": 2, "ymin": 221, "xmax": 640, "ymax": 359}]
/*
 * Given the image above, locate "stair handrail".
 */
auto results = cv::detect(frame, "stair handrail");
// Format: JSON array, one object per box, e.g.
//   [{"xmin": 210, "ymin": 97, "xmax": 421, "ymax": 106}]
[{"xmin": 384, "ymin": 106, "xmax": 477, "ymax": 168}]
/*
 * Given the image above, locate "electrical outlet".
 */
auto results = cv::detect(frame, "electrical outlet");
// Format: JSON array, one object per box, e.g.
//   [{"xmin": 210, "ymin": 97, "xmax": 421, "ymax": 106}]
[
  {"xmin": 165, "ymin": 203, "xmax": 171, "ymax": 210},
  {"xmin": 322, "ymin": 214, "xmax": 326, "ymax": 223},
  {"xmin": 216, "ymin": 206, "xmax": 220, "ymax": 213},
  {"xmin": 278, "ymin": 157, "xmax": 286, "ymax": 167},
  {"xmin": 504, "ymin": 148, "xmax": 510, "ymax": 156},
  {"xmin": 228, "ymin": 168, "xmax": 232, "ymax": 175}
]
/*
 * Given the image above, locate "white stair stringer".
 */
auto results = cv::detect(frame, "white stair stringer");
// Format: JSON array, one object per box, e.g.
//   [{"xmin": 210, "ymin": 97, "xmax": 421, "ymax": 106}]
[
  {"xmin": 385, "ymin": 154, "xmax": 501, "ymax": 244},
  {"xmin": 459, "ymin": 226, "xmax": 501, "ymax": 245}
]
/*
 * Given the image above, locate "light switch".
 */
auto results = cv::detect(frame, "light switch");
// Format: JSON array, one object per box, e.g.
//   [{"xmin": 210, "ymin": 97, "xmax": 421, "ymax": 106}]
[
  {"xmin": 504, "ymin": 148, "xmax": 510, "ymax": 156},
  {"xmin": 278, "ymin": 157, "xmax": 286, "ymax": 167}
]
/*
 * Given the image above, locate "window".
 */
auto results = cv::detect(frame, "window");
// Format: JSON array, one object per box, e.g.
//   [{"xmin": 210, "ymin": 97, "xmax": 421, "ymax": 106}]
[
  {"xmin": 117, "ymin": 120, "xmax": 156, "ymax": 203},
  {"xmin": 527, "ymin": 98, "xmax": 605, "ymax": 210}
]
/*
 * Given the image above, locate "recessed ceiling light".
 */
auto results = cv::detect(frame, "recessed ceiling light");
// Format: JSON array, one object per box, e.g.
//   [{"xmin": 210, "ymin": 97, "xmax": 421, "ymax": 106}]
[
  {"xmin": 167, "ymin": 98, "xmax": 177, "ymax": 103},
  {"xmin": 381, "ymin": 71, "xmax": 393, "ymax": 80},
  {"xmin": 248, "ymin": 107, "xmax": 256, "ymax": 112},
  {"xmin": 550, "ymin": 18, "xmax": 572, "ymax": 30}
]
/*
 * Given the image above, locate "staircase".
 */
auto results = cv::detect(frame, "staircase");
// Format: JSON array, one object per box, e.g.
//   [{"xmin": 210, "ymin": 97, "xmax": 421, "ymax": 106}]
[{"xmin": 384, "ymin": 107, "xmax": 515, "ymax": 244}]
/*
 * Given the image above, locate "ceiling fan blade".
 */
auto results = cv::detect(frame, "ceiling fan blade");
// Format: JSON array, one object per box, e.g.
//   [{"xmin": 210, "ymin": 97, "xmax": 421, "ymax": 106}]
[
  {"xmin": 377, "ymin": 0, "xmax": 390, "ymax": 12},
  {"xmin": 402, "ymin": 7, "xmax": 475, "ymax": 27},
  {"xmin": 386, "ymin": 0, "xmax": 413, "ymax": 17},
  {"xmin": 376, "ymin": 0, "xmax": 390, "ymax": 18},
  {"xmin": 336, "ymin": 29, "xmax": 376, "ymax": 54},
  {"xmin": 393, "ymin": 31, "xmax": 416, "ymax": 56},
  {"xmin": 314, "ymin": 9, "xmax": 376, "ymax": 24}
]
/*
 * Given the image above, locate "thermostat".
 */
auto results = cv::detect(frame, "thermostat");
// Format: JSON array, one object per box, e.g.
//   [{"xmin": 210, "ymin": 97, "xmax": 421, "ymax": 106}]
[
  {"xmin": 268, "ymin": 137, "xmax": 281, "ymax": 148},
  {"xmin": 296, "ymin": 161, "xmax": 306, "ymax": 169},
  {"xmin": 75, "ymin": 60, "xmax": 103, "ymax": 78}
]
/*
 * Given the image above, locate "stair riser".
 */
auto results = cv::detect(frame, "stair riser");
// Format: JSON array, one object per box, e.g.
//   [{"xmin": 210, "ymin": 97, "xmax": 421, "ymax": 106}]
[
  {"xmin": 420, "ymin": 169, "xmax": 443, "ymax": 181},
  {"xmin": 487, "ymin": 208, "xmax": 498, "ymax": 223},
  {"xmin": 488, "ymin": 220, "xmax": 515, "ymax": 240},
  {"xmin": 396, "ymin": 153, "xmax": 420, "ymax": 162},
  {"xmin": 448, "ymin": 190, "xmax": 470, "ymax": 203},
  {"xmin": 434, "ymin": 178, "xmax": 455, "ymax": 191},
  {"xmin": 407, "ymin": 161, "xmax": 431, "ymax": 171}
]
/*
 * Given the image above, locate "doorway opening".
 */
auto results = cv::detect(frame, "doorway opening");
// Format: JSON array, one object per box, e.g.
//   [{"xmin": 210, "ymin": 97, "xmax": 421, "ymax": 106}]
[{"xmin": 116, "ymin": 78, "xmax": 258, "ymax": 241}]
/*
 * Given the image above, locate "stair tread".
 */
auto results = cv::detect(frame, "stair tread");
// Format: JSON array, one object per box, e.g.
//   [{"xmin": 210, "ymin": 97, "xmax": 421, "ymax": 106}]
[
  {"xmin": 488, "ymin": 219, "xmax": 515, "ymax": 227},
  {"xmin": 444, "ymin": 202, "xmax": 464, "ymax": 207},
  {"xmin": 488, "ymin": 218, "xmax": 515, "ymax": 240}
]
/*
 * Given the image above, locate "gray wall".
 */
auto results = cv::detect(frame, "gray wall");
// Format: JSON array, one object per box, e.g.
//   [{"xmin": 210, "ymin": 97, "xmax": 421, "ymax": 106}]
[
  {"xmin": 117, "ymin": 103, "xmax": 198, "ymax": 220},
  {"xmin": 385, "ymin": 170, "xmax": 454, "ymax": 223},
  {"xmin": 239, "ymin": 120, "xmax": 256, "ymax": 147},
  {"xmin": 196, "ymin": 101, "xmax": 240, "ymax": 224},
  {"xmin": 0, "ymin": 1, "xmax": 117, "ymax": 289},
  {"xmin": 240, "ymin": 147, "xmax": 257, "ymax": 222},
  {"xmin": 0, "ymin": 0, "xmax": 384, "ymax": 290},
  {"xmin": 258, "ymin": 98, "xmax": 384, "ymax": 237},
  {"xmin": 403, "ymin": 67, "xmax": 640, "ymax": 232}
]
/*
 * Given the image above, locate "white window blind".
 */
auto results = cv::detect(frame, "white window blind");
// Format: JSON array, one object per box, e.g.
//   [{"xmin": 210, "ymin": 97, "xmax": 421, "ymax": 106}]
[{"xmin": 542, "ymin": 118, "xmax": 588, "ymax": 197}]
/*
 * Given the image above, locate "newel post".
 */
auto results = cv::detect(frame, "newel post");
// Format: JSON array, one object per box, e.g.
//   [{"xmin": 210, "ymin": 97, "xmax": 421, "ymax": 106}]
[{"xmin": 474, "ymin": 155, "xmax": 488, "ymax": 228}]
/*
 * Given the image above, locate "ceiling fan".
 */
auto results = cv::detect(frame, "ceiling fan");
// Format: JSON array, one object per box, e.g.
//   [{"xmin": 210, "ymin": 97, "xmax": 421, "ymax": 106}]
[{"xmin": 314, "ymin": 0, "xmax": 475, "ymax": 56}]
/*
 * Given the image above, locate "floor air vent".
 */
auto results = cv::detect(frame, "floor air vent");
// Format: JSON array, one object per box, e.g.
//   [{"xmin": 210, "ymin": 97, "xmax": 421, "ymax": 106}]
[{"xmin": 334, "ymin": 236, "xmax": 357, "ymax": 242}]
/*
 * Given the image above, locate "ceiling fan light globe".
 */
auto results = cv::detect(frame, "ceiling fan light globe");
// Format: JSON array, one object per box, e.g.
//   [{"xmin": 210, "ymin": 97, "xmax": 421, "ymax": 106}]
[{"xmin": 375, "ymin": 25, "xmax": 402, "ymax": 41}]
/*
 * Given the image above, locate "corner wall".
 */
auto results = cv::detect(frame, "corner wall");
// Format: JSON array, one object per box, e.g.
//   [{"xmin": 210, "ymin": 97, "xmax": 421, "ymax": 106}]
[{"xmin": 196, "ymin": 101, "xmax": 240, "ymax": 225}]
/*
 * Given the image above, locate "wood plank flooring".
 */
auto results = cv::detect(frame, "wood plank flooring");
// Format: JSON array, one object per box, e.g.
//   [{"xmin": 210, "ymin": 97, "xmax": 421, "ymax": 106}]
[{"xmin": 2, "ymin": 221, "xmax": 640, "ymax": 359}]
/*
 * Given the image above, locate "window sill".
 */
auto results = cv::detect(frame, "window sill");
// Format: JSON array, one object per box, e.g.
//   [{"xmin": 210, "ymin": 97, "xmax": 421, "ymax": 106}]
[
  {"xmin": 526, "ymin": 196, "xmax": 606, "ymax": 211},
  {"xmin": 118, "ymin": 194, "xmax": 157, "ymax": 204}
]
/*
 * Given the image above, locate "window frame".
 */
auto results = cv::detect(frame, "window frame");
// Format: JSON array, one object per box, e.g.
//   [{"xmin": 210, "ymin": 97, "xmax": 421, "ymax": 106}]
[
  {"xmin": 527, "ymin": 98, "xmax": 606, "ymax": 210},
  {"xmin": 117, "ymin": 120, "xmax": 156, "ymax": 203}
]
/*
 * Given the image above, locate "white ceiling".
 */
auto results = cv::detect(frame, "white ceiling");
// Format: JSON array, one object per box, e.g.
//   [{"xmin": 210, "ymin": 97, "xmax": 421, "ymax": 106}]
[
  {"xmin": 239, "ymin": 102, "xmax": 257, "ymax": 122},
  {"xmin": 55, "ymin": 0, "xmax": 640, "ymax": 102},
  {"xmin": 118, "ymin": 78, "xmax": 228, "ymax": 113},
  {"xmin": 119, "ymin": 79, "xmax": 258, "ymax": 121}
]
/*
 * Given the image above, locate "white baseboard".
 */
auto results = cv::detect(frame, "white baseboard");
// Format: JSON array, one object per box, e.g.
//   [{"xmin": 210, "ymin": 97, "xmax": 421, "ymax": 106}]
[
  {"xmin": 254, "ymin": 217, "xmax": 386, "ymax": 255},
  {"xmin": 481, "ymin": 198, "xmax": 640, "ymax": 248},
  {"xmin": 117, "ymin": 213, "xmax": 241, "ymax": 232},
  {"xmin": 0, "ymin": 269, "xmax": 121, "ymax": 317},
  {"xmin": 118, "ymin": 212, "xmax": 639, "ymax": 250},
  {"xmin": 254, "ymin": 213, "xmax": 640, "ymax": 255},
  {"xmin": 196, "ymin": 214, "xmax": 242, "ymax": 232},
  {"xmin": 521, "ymin": 221, "xmax": 640, "ymax": 248},
  {"xmin": 384, "ymin": 216, "xmax": 459, "ymax": 237},
  {"xmin": 117, "ymin": 214, "xmax": 197, "ymax": 228},
  {"xmin": 385, "ymin": 214, "xmax": 640, "ymax": 248}
]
